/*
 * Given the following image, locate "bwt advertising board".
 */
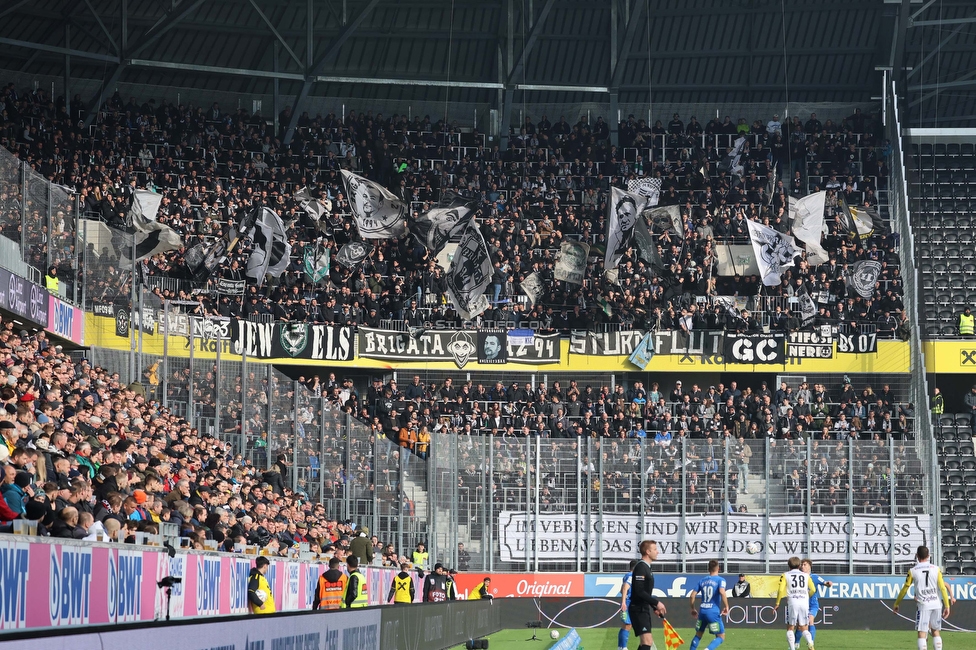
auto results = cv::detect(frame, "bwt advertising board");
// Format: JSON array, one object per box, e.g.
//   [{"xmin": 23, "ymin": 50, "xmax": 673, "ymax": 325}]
[
  {"xmin": 453, "ymin": 573, "xmax": 976, "ymax": 603},
  {"xmin": 0, "ymin": 538, "xmax": 415, "ymax": 632},
  {"xmin": 0, "ymin": 610, "xmax": 381, "ymax": 650}
]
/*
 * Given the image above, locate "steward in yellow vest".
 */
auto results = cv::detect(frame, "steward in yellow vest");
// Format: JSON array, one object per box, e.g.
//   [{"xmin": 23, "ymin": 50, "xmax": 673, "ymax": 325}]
[
  {"xmin": 341, "ymin": 555, "xmax": 369, "ymax": 609},
  {"xmin": 960, "ymin": 307, "xmax": 974, "ymax": 335},
  {"xmin": 387, "ymin": 562, "xmax": 415, "ymax": 604},
  {"xmin": 412, "ymin": 542, "xmax": 429, "ymax": 576},
  {"xmin": 248, "ymin": 557, "xmax": 276, "ymax": 614},
  {"xmin": 314, "ymin": 557, "xmax": 347, "ymax": 610},
  {"xmin": 469, "ymin": 577, "xmax": 493, "ymax": 600}
]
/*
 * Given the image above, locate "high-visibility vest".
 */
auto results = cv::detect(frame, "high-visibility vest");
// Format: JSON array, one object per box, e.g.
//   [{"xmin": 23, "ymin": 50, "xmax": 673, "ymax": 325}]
[
  {"xmin": 412, "ymin": 550, "xmax": 428, "ymax": 570},
  {"xmin": 45, "ymin": 275, "xmax": 59, "ymax": 293},
  {"xmin": 249, "ymin": 571, "xmax": 276, "ymax": 614},
  {"xmin": 392, "ymin": 574, "xmax": 413, "ymax": 603},
  {"xmin": 470, "ymin": 581, "xmax": 486, "ymax": 600},
  {"xmin": 931, "ymin": 394, "xmax": 945, "ymax": 415},
  {"xmin": 341, "ymin": 570, "xmax": 368, "ymax": 608},
  {"xmin": 317, "ymin": 573, "xmax": 347, "ymax": 610},
  {"xmin": 961, "ymin": 313, "xmax": 975, "ymax": 335}
]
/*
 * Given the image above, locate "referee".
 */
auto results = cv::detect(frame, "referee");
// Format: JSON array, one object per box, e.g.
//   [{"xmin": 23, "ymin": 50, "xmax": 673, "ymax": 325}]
[{"xmin": 628, "ymin": 540, "xmax": 667, "ymax": 650}]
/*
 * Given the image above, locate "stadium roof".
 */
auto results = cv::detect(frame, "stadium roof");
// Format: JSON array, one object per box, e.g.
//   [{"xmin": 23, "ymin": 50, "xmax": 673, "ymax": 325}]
[{"xmin": 0, "ymin": 0, "xmax": 973, "ymax": 128}]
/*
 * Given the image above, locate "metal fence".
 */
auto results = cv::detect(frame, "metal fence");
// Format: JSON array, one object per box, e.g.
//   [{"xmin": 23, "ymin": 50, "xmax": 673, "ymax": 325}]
[
  {"xmin": 887, "ymin": 78, "xmax": 940, "ymax": 565},
  {"xmin": 0, "ymin": 146, "xmax": 81, "ymax": 299}
]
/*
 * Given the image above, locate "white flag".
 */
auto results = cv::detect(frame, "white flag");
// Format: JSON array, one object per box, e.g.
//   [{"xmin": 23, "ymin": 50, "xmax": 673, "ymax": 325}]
[
  {"xmin": 788, "ymin": 191, "xmax": 829, "ymax": 266},
  {"xmin": 644, "ymin": 205, "xmax": 684, "ymax": 239},
  {"xmin": 128, "ymin": 189, "xmax": 163, "ymax": 231},
  {"xmin": 797, "ymin": 286, "xmax": 817, "ymax": 325},
  {"xmin": 521, "ymin": 271, "xmax": 545, "ymax": 307},
  {"xmin": 554, "ymin": 240, "xmax": 590, "ymax": 285},
  {"xmin": 719, "ymin": 136, "xmax": 748, "ymax": 176},
  {"xmin": 626, "ymin": 177, "xmax": 661, "ymax": 206},
  {"xmin": 446, "ymin": 219, "xmax": 493, "ymax": 320},
  {"xmin": 410, "ymin": 192, "xmax": 477, "ymax": 257},
  {"xmin": 605, "ymin": 186, "xmax": 649, "ymax": 272},
  {"xmin": 746, "ymin": 219, "xmax": 802, "ymax": 286},
  {"xmin": 341, "ymin": 169, "xmax": 408, "ymax": 240}
]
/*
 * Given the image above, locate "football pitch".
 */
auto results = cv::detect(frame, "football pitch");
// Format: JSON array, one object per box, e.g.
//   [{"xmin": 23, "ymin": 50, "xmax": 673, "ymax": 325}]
[{"xmin": 450, "ymin": 627, "xmax": 976, "ymax": 649}]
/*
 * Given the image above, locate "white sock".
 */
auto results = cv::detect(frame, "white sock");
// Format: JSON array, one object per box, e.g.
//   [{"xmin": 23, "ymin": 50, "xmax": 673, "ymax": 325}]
[
  {"xmin": 802, "ymin": 630, "xmax": 814, "ymax": 648},
  {"xmin": 933, "ymin": 636, "xmax": 942, "ymax": 650},
  {"xmin": 918, "ymin": 638, "xmax": 927, "ymax": 650},
  {"xmin": 787, "ymin": 630, "xmax": 796, "ymax": 650}
]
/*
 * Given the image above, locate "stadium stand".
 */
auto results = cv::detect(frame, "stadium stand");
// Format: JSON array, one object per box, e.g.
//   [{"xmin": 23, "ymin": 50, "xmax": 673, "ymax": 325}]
[
  {"xmin": 0, "ymin": 76, "xmax": 935, "ymax": 575},
  {"xmin": 0, "ymin": 83, "xmax": 902, "ymax": 340},
  {"xmin": 910, "ymin": 140, "xmax": 976, "ymax": 338}
]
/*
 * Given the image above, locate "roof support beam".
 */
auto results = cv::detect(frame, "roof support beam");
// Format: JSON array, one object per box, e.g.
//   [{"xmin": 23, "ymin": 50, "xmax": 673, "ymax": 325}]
[
  {"xmin": 906, "ymin": 6, "xmax": 976, "ymax": 79},
  {"xmin": 128, "ymin": 58, "xmax": 305, "ymax": 81},
  {"xmin": 82, "ymin": 0, "xmax": 119, "ymax": 55},
  {"xmin": 283, "ymin": 0, "xmax": 382, "ymax": 145},
  {"xmin": 0, "ymin": 0, "xmax": 32, "ymax": 22},
  {"xmin": 911, "ymin": 16, "xmax": 976, "ymax": 26},
  {"xmin": 0, "ymin": 38, "xmax": 119, "ymax": 64},
  {"xmin": 909, "ymin": 69, "xmax": 976, "ymax": 107},
  {"xmin": 610, "ymin": 0, "xmax": 646, "ymax": 89},
  {"xmin": 247, "ymin": 0, "xmax": 303, "ymax": 70},
  {"xmin": 506, "ymin": 0, "xmax": 557, "ymax": 86},
  {"xmin": 84, "ymin": 0, "xmax": 207, "ymax": 127}
]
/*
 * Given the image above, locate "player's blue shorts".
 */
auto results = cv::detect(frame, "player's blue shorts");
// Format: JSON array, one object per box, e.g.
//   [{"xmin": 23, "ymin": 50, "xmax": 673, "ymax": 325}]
[
  {"xmin": 809, "ymin": 601, "xmax": 819, "ymax": 618},
  {"xmin": 695, "ymin": 608, "xmax": 725, "ymax": 635},
  {"xmin": 620, "ymin": 609, "xmax": 631, "ymax": 625}
]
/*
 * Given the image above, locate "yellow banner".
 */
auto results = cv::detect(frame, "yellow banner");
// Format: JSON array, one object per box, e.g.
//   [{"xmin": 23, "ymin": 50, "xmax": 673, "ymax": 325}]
[
  {"xmin": 85, "ymin": 313, "xmax": 911, "ymax": 374},
  {"xmin": 923, "ymin": 340, "xmax": 976, "ymax": 373}
]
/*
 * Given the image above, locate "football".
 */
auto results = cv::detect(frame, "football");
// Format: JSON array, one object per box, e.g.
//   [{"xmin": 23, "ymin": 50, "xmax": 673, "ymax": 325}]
[
  {"xmin": 746, "ymin": 542, "xmax": 761, "ymax": 555},
  {"xmin": 550, "ymin": 630, "xmax": 559, "ymax": 639}
]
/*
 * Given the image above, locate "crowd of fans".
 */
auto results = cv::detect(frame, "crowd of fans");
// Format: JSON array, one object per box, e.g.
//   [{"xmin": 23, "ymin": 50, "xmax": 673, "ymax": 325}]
[{"xmin": 0, "ymin": 82, "xmax": 904, "ymax": 336}]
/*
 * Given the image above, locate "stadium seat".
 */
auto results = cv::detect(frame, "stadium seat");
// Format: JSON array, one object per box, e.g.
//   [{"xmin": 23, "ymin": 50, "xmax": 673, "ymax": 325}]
[
  {"xmin": 947, "ymin": 566, "xmax": 962, "ymax": 575},
  {"xmin": 963, "ymin": 567, "xmax": 976, "ymax": 576}
]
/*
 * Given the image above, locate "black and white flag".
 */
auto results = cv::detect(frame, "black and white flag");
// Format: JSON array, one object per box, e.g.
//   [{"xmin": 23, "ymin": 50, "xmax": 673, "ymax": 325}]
[
  {"xmin": 644, "ymin": 205, "xmax": 684, "ymax": 239},
  {"xmin": 127, "ymin": 189, "xmax": 163, "ymax": 230},
  {"xmin": 633, "ymin": 213, "xmax": 664, "ymax": 270},
  {"xmin": 626, "ymin": 177, "xmax": 662, "ymax": 206},
  {"xmin": 446, "ymin": 219, "xmax": 493, "ymax": 320},
  {"xmin": 718, "ymin": 136, "xmax": 748, "ymax": 176},
  {"xmin": 341, "ymin": 169, "xmax": 408, "ymax": 240},
  {"xmin": 334, "ymin": 241, "xmax": 372, "ymax": 269},
  {"xmin": 245, "ymin": 207, "xmax": 291, "ymax": 285},
  {"xmin": 838, "ymin": 194, "xmax": 874, "ymax": 240},
  {"xmin": 184, "ymin": 237, "xmax": 228, "ymax": 282},
  {"xmin": 712, "ymin": 295, "xmax": 741, "ymax": 321},
  {"xmin": 410, "ymin": 191, "xmax": 477, "ymax": 257},
  {"xmin": 746, "ymin": 218, "xmax": 802, "ymax": 286},
  {"xmin": 605, "ymin": 186, "xmax": 649, "ymax": 272},
  {"xmin": 120, "ymin": 189, "xmax": 182, "ymax": 263},
  {"xmin": 294, "ymin": 186, "xmax": 332, "ymax": 221},
  {"xmin": 554, "ymin": 240, "xmax": 590, "ymax": 285},
  {"xmin": 521, "ymin": 271, "xmax": 545, "ymax": 307},
  {"xmin": 848, "ymin": 260, "xmax": 881, "ymax": 298},
  {"xmin": 788, "ymin": 191, "xmax": 828, "ymax": 266},
  {"xmin": 797, "ymin": 286, "xmax": 818, "ymax": 325}
]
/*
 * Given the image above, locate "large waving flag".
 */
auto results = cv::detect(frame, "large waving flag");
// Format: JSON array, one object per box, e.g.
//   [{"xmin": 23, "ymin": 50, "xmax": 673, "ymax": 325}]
[
  {"xmin": 746, "ymin": 218, "xmax": 802, "ymax": 286},
  {"xmin": 788, "ymin": 191, "xmax": 828, "ymax": 266},
  {"xmin": 446, "ymin": 219, "xmax": 492, "ymax": 320},
  {"xmin": 341, "ymin": 169, "xmax": 408, "ymax": 240},
  {"xmin": 246, "ymin": 207, "xmax": 291, "ymax": 285},
  {"xmin": 605, "ymin": 186, "xmax": 649, "ymax": 273},
  {"xmin": 410, "ymin": 191, "xmax": 478, "ymax": 257}
]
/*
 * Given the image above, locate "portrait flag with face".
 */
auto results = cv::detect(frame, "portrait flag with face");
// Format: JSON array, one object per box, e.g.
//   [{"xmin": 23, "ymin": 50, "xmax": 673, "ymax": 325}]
[
  {"xmin": 745, "ymin": 218, "xmax": 802, "ymax": 286},
  {"xmin": 554, "ymin": 240, "xmax": 590, "ymax": 285},
  {"xmin": 446, "ymin": 219, "xmax": 493, "ymax": 321},
  {"xmin": 605, "ymin": 186, "xmax": 649, "ymax": 272},
  {"xmin": 340, "ymin": 169, "xmax": 408, "ymax": 240},
  {"xmin": 409, "ymin": 190, "xmax": 478, "ymax": 257}
]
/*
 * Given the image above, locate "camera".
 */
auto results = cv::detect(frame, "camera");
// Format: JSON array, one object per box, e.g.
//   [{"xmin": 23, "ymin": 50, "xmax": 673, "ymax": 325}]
[{"xmin": 157, "ymin": 576, "xmax": 183, "ymax": 588}]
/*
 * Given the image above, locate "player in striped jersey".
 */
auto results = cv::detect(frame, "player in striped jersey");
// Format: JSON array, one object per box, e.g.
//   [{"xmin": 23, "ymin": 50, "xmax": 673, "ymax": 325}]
[
  {"xmin": 775, "ymin": 556, "xmax": 816, "ymax": 650},
  {"xmin": 893, "ymin": 546, "xmax": 951, "ymax": 650}
]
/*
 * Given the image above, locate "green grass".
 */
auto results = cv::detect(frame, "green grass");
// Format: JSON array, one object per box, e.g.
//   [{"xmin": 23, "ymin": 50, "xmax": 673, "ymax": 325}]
[{"xmin": 450, "ymin": 627, "xmax": 976, "ymax": 650}]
